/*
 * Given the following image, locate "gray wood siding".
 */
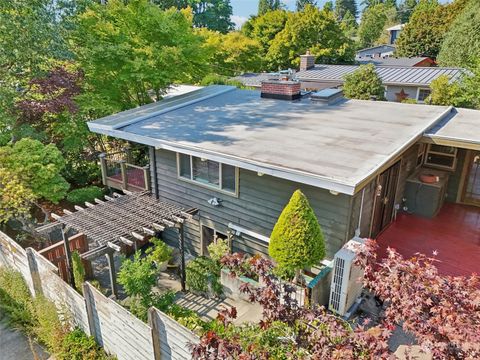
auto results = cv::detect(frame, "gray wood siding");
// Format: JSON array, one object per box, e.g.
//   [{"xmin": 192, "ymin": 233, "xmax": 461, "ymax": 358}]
[{"xmin": 151, "ymin": 149, "xmax": 351, "ymax": 259}]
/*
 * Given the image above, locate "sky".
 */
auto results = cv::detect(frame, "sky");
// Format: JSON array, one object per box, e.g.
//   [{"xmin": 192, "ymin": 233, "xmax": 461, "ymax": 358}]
[{"xmin": 230, "ymin": 0, "xmax": 451, "ymax": 29}]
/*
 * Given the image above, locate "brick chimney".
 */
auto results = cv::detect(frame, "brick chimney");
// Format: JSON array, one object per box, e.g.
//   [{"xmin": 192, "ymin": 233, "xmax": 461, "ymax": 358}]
[
  {"xmin": 261, "ymin": 79, "xmax": 301, "ymax": 100},
  {"xmin": 300, "ymin": 51, "xmax": 316, "ymax": 71}
]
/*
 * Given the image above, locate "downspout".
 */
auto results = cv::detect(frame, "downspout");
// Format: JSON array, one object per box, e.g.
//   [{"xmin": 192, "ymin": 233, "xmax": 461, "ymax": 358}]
[
  {"xmin": 150, "ymin": 146, "xmax": 159, "ymax": 199},
  {"xmin": 355, "ymin": 188, "xmax": 366, "ymax": 238}
]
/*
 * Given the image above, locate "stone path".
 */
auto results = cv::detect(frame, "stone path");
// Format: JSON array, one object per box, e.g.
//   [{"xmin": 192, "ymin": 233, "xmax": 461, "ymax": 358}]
[{"xmin": 0, "ymin": 313, "xmax": 49, "ymax": 360}]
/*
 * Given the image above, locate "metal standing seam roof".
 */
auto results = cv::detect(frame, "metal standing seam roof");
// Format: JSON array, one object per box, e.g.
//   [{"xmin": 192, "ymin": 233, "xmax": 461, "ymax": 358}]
[
  {"xmin": 296, "ymin": 65, "xmax": 464, "ymax": 86},
  {"xmin": 233, "ymin": 72, "xmax": 281, "ymax": 88},
  {"xmin": 356, "ymin": 57, "xmax": 432, "ymax": 67},
  {"xmin": 88, "ymin": 86, "xmax": 455, "ymax": 195}
]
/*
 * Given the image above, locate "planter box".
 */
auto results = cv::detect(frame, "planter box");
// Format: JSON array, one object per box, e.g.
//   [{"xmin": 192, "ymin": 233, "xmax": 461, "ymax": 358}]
[{"xmin": 220, "ymin": 268, "xmax": 260, "ymax": 301}]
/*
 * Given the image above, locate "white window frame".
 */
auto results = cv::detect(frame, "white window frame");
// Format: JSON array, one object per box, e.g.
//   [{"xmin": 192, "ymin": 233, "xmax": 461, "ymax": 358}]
[
  {"xmin": 424, "ymin": 144, "xmax": 458, "ymax": 171},
  {"xmin": 176, "ymin": 153, "xmax": 239, "ymax": 197},
  {"xmin": 416, "ymin": 87, "xmax": 431, "ymax": 103}
]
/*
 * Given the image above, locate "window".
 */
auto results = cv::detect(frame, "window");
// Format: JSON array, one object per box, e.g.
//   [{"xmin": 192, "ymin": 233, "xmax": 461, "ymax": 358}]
[
  {"xmin": 177, "ymin": 153, "xmax": 238, "ymax": 195},
  {"xmin": 417, "ymin": 88, "xmax": 431, "ymax": 103},
  {"xmin": 424, "ymin": 144, "xmax": 457, "ymax": 170}
]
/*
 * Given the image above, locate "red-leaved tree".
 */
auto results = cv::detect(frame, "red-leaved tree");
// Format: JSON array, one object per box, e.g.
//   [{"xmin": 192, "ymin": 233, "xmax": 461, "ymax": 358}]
[{"xmin": 356, "ymin": 239, "xmax": 480, "ymax": 359}]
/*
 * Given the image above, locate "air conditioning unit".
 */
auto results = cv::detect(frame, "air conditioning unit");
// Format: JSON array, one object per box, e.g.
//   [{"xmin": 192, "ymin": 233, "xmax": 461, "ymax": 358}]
[{"xmin": 329, "ymin": 237, "xmax": 365, "ymax": 317}]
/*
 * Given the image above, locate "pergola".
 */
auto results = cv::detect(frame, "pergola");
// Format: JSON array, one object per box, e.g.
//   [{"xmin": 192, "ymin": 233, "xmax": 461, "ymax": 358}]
[{"xmin": 37, "ymin": 191, "xmax": 197, "ymax": 297}]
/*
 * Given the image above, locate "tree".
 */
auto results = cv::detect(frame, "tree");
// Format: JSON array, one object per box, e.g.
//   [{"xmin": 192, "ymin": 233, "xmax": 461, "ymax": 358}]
[
  {"xmin": 335, "ymin": 0, "xmax": 357, "ymax": 19},
  {"xmin": 357, "ymin": 240, "xmax": 480, "ymax": 359},
  {"xmin": 201, "ymin": 30, "xmax": 263, "ymax": 76},
  {"xmin": 358, "ymin": 4, "xmax": 388, "ymax": 48},
  {"xmin": 395, "ymin": 0, "xmax": 469, "ymax": 58},
  {"xmin": 437, "ymin": 0, "xmax": 480, "ymax": 68},
  {"xmin": 242, "ymin": 9, "xmax": 288, "ymax": 55},
  {"xmin": 398, "ymin": 0, "xmax": 418, "ymax": 23},
  {"xmin": 340, "ymin": 10, "xmax": 357, "ymax": 38},
  {"xmin": 343, "ymin": 64, "xmax": 385, "ymax": 100},
  {"xmin": 269, "ymin": 190, "xmax": 326, "ymax": 278},
  {"xmin": 296, "ymin": 0, "xmax": 316, "ymax": 12},
  {"xmin": 71, "ymin": 0, "xmax": 208, "ymax": 111},
  {"xmin": 427, "ymin": 75, "xmax": 462, "ymax": 107},
  {"xmin": 266, "ymin": 5, "xmax": 354, "ymax": 69},
  {"xmin": 154, "ymin": 0, "xmax": 233, "ymax": 33},
  {"xmin": 258, "ymin": 0, "xmax": 283, "ymax": 16},
  {"xmin": 0, "ymin": 138, "xmax": 69, "ymax": 223}
]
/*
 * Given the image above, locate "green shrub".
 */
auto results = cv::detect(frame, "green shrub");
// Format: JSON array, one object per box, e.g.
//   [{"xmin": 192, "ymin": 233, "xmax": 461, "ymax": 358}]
[
  {"xmin": 118, "ymin": 252, "xmax": 156, "ymax": 299},
  {"xmin": 343, "ymin": 64, "xmax": 385, "ymax": 101},
  {"xmin": 66, "ymin": 186, "xmax": 104, "ymax": 204},
  {"xmin": 58, "ymin": 328, "xmax": 112, "ymax": 360},
  {"xmin": 0, "ymin": 266, "xmax": 35, "ymax": 329},
  {"xmin": 200, "ymin": 74, "xmax": 246, "ymax": 88},
  {"xmin": 186, "ymin": 256, "xmax": 222, "ymax": 295},
  {"xmin": 72, "ymin": 251, "xmax": 86, "ymax": 294},
  {"xmin": 269, "ymin": 190, "xmax": 326, "ymax": 277},
  {"xmin": 146, "ymin": 238, "xmax": 173, "ymax": 264},
  {"xmin": 32, "ymin": 295, "xmax": 67, "ymax": 353},
  {"xmin": 207, "ymin": 239, "xmax": 230, "ymax": 264}
]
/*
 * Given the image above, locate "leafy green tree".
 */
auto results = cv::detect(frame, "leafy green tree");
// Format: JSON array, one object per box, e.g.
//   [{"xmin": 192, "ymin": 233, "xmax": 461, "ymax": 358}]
[
  {"xmin": 118, "ymin": 252, "xmax": 157, "ymax": 299},
  {"xmin": 71, "ymin": 0, "xmax": 208, "ymax": 111},
  {"xmin": 201, "ymin": 30, "xmax": 263, "ymax": 75},
  {"xmin": 340, "ymin": 10, "xmax": 357, "ymax": 38},
  {"xmin": 335, "ymin": 0, "xmax": 358, "ymax": 19},
  {"xmin": 426, "ymin": 75, "xmax": 462, "ymax": 106},
  {"xmin": 0, "ymin": 139, "xmax": 69, "ymax": 223},
  {"xmin": 398, "ymin": 0, "xmax": 418, "ymax": 23},
  {"xmin": 258, "ymin": 0, "xmax": 283, "ymax": 15},
  {"xmin": 269, "ymin": 190, "xmax": 326, "ymax": 278},
  {"xmin": 296, "ymin": 0, "xmax": 317, "ymax": 11},
  {"xmin": 395, "ymin": 0, "xmax": 469, "ymax": 58},
  {"xmin": 437, "ymin": 0, "xmax": 480, "ymax": 68},
  {"xmin": 343, "ymin": 64, "xmax": 385, "ymax": 100},
  {"xmin": 72, "ymin": 251, "xmax": 86, "ymax": 294},
  {"xmin": 154, "ymin": 0, "xmax": 233, "ymax": 32},
  {"xmin": 242, "ymin": 9, "xmax": 288, "ymax": 55},
  {"xmin": 323, "ymin": 1, "xmax": 334, "ymax": 12},
  {"xmin": 358, "ymin": 4, "xmax": 388, "ymax": 48},
  {"xmin": 266, "ymin": 5, "xmax": 354, "ymax": 69}
]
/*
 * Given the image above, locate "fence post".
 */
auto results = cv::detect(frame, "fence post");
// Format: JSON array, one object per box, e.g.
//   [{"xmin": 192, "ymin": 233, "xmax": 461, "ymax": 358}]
[
  {"xmin": 148, "ymin": 308, "xmax": 162, "ymax": 360},
  {"xmin": 26, "ymin": 248, "xmax": 43, "ymax": 297},
  {"xmin": 83, "ymin": 283, "xmax": 97, "ymax": 340}
]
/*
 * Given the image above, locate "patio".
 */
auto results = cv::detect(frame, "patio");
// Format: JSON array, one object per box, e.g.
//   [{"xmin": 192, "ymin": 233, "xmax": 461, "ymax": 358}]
[{"xmin": 376, "ymin": 203, "xmax": 480, "ymax": 277}]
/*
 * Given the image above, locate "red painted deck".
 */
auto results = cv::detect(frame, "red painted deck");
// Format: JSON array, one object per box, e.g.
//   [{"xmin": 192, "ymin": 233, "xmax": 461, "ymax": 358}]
[{"xmin": 376, "ymin": 203, "xmax": 480, "ymax": 277}]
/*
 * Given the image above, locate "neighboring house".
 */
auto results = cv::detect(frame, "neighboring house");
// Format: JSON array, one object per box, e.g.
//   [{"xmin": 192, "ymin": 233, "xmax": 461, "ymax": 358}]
[
  {"xmin": 356, "ymin": 44, "xmax": 396, "ymax": 59},
  {"xmin": 295, "ymin": 53, "xmax": 464, "ymax": 102},
  {"xmin": 386, "ymin": 24, "xmax": 405, "ymax": 45},
  {"xmin": 88, "ymin": 84, "xmax": 480, "ymax": 264},
  {"xmin": 356, "ymin": 56, "xmax": 436, "ymax": 67}
]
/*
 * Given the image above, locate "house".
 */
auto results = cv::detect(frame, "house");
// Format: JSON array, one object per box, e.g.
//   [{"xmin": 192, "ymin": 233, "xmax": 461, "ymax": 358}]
[
  {"xmin": 386, "ymin": 24, "xmax": 405, "ymax": 45},
  {"xmin": 87, "ymin": 84, "xmax": 480, "ymax": 274},
  {"xmin": 356, "ymin": 44, "xmax": 396, "ymax": 59},
  {"xmin": 356, "ymin": 56, "xmax": 436, "ymax": 67},
  {"xmin": 295, "ymin": 53, "xmax": 464, "ymax": 102}
]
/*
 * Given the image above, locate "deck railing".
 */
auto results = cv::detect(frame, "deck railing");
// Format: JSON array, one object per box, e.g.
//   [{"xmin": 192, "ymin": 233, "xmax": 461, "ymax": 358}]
[{"xmin": 99, "ymin": 152, "xmax": 150, "ymax": 192}]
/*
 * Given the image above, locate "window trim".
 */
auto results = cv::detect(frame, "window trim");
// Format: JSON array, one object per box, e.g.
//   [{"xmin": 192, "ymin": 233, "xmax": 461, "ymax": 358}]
[
  {"xmin": 424, "ymin": 144, "xmax": 458, "ymax": 171},
  {"xmin": 416, "ymin": 87, "xmax": 431, "ymax": 103},
  {"xmin": 176, "ymin": 153, "xmax": 239, "ymax": 197},
  {"xmin": 200, "ymin": 223, "xmax": 229, "ymax": 256}
]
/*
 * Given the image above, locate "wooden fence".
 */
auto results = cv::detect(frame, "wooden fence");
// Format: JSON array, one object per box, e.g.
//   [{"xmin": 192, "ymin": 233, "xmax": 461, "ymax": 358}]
[{"xmin": 0, "ymin": 230, "xmax": 199, "ymax": 360}]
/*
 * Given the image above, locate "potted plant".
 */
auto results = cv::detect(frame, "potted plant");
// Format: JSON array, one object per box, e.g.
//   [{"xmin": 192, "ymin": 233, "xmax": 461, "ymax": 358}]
[{"xmin": 146, "ymin": 237, "xmax": 173, "ymax": 272}]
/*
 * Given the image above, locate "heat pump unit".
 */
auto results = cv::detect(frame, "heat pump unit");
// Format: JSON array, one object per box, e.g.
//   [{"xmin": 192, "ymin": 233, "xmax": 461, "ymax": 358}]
[{"xmin": 329, "ymin": 237, "xmax": 365, "ymax": 317}]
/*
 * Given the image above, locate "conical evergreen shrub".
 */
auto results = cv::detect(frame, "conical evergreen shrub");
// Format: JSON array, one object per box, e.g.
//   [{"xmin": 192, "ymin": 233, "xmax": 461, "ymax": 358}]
[{"xmin": 269, "ymin": 190, "xmax": 326, "ymax": 273}]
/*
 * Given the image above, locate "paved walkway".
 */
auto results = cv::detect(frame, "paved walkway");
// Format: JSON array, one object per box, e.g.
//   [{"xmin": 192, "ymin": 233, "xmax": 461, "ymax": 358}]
[{"xmin": 0, "ymin": 313, "xmax": 49, "ymax": 360}]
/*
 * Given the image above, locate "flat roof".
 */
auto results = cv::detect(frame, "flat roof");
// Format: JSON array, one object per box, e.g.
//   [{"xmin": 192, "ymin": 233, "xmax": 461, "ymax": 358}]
[
  {"xmin": 296, "ymin": 64, "xmax": 464, "ymax": 86},
  {"xmin": 424, "ymin": 108, "xmax": 480, "ymax": 150},
  {"xmin": 89, "ymin": 86, "xmax": 454, "ymax": 195}
]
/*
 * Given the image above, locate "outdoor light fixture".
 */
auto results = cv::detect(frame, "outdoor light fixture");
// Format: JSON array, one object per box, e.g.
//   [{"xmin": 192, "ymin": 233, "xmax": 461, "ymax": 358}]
[
  {"xmin": 201, "ymin": 157, "xmax": 207, "ymax": 162},
  {"xmin": 329, "ymin": 190, "xmax": 339, "ymax": 196},
  {"xmin": 208, "ymin": 197, "xmax": 222, "ymax": 206},
  {"xmin": 257, "ymin": 172, "xmax": 264, "ymax": 176}
]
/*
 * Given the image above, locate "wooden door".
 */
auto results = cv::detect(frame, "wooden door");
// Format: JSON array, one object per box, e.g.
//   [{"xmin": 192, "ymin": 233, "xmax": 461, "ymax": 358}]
[
  {"xmin": 371, "ymin": 161, "xmax": 401, "ymax": 238},
  {"xmin": 462, "ymin": 151, "xmax": 480, "ymax": 206}
]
